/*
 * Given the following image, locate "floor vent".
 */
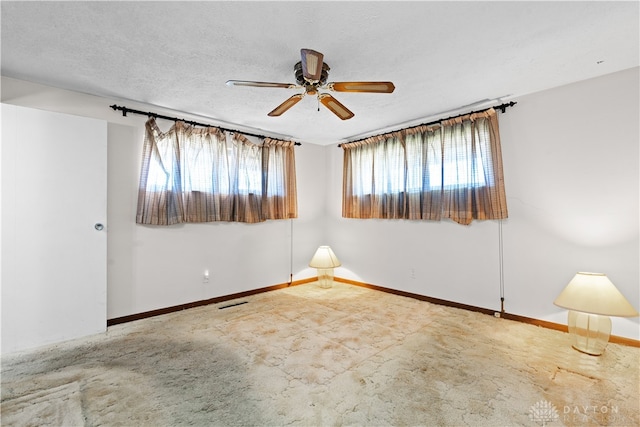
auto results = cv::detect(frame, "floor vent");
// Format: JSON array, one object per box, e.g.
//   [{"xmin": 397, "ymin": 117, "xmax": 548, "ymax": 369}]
[{"xmin": 218, "ymin": 301, "xmax": 248, "ymax": 310}]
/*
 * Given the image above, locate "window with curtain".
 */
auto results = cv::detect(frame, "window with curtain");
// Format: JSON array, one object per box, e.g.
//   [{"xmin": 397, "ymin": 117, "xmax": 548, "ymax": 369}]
[
  {"xmin": 341, "ymin": 108, "xmax": 507, "ymax": 225},
  {"xmin": 136, "ymin": 119, "xmax": 297, "ymax": 225}
]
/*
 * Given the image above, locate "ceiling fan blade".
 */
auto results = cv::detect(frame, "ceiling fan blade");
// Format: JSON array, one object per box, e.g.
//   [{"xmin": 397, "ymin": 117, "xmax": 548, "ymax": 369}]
[
  {"xmin": 268, "ymin": 94, "xmax": 304, "ymax": 117},
  {"xmin": 319, "ymin": 94, "xmax": 354, "ymax": 120},
  {"xmin": 327, "ymin": 81, "xmax": 396, "ymax": 93},
  {"xmin": 300, "ymin": 49, "xmax": 324, "ymax": 81},
  {"xmin": 226, "ymin": 80, "xmax": 298, "ymax": 89}
]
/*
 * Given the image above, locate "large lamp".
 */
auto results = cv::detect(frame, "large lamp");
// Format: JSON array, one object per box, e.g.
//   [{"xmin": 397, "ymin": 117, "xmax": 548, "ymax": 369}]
[
  {"xmin": 554, "ymin": 272, "xmax": 638, "ymax": 355},
  {"xmin": 309, "ymin": 246, "xmax": 341, "ymax": 289}
]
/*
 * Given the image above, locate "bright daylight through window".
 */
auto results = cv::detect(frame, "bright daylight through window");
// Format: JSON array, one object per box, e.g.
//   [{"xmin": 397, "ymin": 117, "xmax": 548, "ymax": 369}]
[
  {"xmin": 341, "ymin": 108, "xmax": 508, "ymax": 225},
  {"xmin": 145, "ymin": 138, "xmax": 262, "ymax": 195},
  {"xmin": 137, "ymin": 119, "xmax": 297, "ymax": 225}
]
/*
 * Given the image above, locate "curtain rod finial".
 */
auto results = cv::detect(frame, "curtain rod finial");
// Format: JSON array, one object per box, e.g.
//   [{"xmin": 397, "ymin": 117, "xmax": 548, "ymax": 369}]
[{"xmin": 109, "ymin": 104, "xmax": 127, "ymax": 116}]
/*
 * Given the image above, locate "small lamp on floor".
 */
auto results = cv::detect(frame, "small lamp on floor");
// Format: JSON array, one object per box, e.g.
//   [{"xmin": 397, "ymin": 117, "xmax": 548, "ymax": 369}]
[
  {"xmin": 553, "ymin": 272, "xmax": 638, "ymax": 356},
  {"xmin": 309, "ymin": 246, "xmax": 341, "ymax": 289}
]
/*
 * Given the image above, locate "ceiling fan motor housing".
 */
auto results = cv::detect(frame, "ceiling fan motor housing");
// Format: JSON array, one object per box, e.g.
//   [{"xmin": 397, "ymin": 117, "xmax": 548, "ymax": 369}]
[{"xmin": 294, "ymin": 61, "xmax": 330, "ymax": 87}]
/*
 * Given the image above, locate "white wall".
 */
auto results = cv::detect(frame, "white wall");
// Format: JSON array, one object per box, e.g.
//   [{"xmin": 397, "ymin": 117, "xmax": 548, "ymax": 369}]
[
  {"xmin": 2, "ymin": 67, "xmax": 638, "ymax": 343},
  {"xmin": 326, "ymin": 67, "xmax": 639, "ymax": 340},
  {"xmin": 501, "ymin": 67, "xmax": 639, "ymax": 338}
]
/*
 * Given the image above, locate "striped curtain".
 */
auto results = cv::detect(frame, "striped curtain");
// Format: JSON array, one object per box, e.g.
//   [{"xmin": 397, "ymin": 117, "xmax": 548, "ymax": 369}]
[
  {"xmin": 342, "ymin": 108, "xmax": 507, "ymax": 225},
  {"xmin": 136, "ymin": 119, "xmax": 297, "ymax": 225}
]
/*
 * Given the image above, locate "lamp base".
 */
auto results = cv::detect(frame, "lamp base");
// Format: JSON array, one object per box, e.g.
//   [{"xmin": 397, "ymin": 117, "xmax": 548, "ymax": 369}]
[
  {"xmin": 316, "ymin": 268, "xmax": 334, "ymax": 289},
  {"xmin": 567, "ymin": 311, "xmax": 611, "ymax": 356}
]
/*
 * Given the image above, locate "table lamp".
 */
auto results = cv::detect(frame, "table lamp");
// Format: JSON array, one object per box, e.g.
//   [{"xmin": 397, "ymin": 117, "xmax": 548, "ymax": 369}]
[
  {"xmin": 309, "ymin": 246, "xmax": 341, "ymax": 288},
  {"xmin": 554, "ymin": 272, "xmax": 638, "ymax": 355}
]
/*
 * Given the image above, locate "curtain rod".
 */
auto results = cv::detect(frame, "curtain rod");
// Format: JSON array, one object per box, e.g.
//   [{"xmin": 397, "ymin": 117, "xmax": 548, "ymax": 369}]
[
  {"xmin": 337, "ymin": 101, "xmax": 517, "ymax": 147},
  {"xmin": 109, "ymin": 104, "xmax": 302, "ymax": 146}
]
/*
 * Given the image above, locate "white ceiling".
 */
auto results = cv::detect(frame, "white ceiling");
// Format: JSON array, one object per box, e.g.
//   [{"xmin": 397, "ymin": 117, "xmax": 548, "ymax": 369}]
[{"xmin": 1, "ymin": 1, "xmax": 638, "ymax": 145}]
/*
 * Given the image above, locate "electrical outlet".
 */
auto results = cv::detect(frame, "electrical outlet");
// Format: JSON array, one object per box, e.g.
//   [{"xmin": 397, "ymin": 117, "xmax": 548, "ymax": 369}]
[
  {"xmin": 410, "ymin": 268, "xmax": 416, "ymax": 280},
  {"xmin": 203, "ymin": 270, "xmax": 210, "ymax": 284}
]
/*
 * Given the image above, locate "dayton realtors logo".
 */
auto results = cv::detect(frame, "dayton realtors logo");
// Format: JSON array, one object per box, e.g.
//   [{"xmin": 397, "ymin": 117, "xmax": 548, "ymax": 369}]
[
  {"xmin": 529, "ymin": 400, "xmax": 559, "ymax": 426},
  {"xmin": 529, "ymin": 400, "xmax": 628, "ymax": 425}
]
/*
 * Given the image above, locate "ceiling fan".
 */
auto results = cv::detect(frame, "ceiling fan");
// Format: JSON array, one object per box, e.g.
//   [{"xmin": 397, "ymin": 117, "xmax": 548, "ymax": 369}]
[{"xmin": 226, "ymin": 49, "xmax": 395, "ymax": 120}]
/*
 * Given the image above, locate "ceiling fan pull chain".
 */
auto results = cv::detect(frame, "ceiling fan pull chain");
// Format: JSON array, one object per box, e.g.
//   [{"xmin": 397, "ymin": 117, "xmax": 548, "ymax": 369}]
[{"xmin": 317, "ymin": 96, "xmax": 320, "ymax": 112}]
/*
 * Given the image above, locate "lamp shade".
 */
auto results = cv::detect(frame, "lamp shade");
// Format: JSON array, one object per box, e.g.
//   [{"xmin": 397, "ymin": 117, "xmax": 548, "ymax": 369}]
[
  {"xmin": 554, "ymin": 272, "xmax": 639, "ymax": 317},
  {"xmin": 308, "ymin": 246, "xmax": 341, "ymax": 269}
]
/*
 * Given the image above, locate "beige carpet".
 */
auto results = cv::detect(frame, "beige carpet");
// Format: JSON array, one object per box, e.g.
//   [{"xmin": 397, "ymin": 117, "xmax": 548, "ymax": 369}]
[
  {"xmin": 0, "ymin": 381, "xmax": 84, "ymax": 427},
  {"xmin": 1, "ymin": 282, "xmax": 638, "ymax": 426}
]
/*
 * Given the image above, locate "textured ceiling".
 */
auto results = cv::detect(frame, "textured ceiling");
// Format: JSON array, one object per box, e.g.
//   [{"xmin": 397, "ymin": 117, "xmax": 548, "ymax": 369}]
[{"xmin": 1, "ymin": 1, "xmax": 638, "ymax": 145}]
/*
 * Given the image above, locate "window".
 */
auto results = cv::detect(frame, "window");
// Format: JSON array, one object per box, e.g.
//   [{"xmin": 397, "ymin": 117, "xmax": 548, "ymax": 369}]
[
  {"xmin": 137, "ymin": 119, "xmax": 297, "ymax": 225},
  {"xmin": 342, "ymin": 108, "xmax": 507, "ymax": 225}
]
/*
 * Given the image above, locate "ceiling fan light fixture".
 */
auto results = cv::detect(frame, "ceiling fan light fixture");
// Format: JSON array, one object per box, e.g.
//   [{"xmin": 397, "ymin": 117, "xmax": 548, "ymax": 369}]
[{"xmin": 227, "ymin": 48, "xmax": 394, "ymax": 119}]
